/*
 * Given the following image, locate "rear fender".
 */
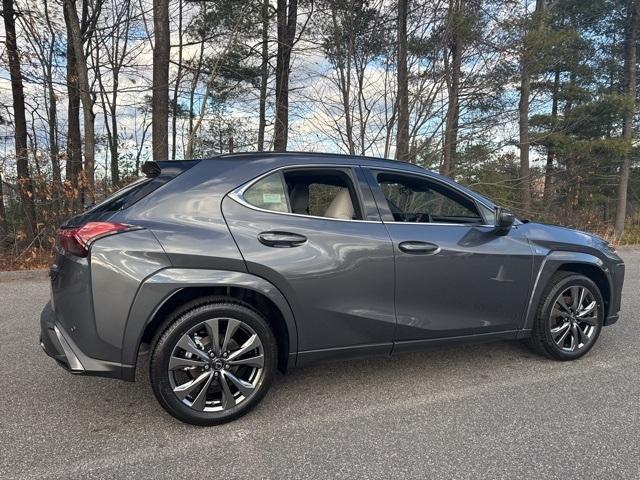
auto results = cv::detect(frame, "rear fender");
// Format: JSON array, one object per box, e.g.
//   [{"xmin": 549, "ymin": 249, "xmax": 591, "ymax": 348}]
[{"xmin": 121, "ymin": 269, "xmax": 299, "ymax": 368}]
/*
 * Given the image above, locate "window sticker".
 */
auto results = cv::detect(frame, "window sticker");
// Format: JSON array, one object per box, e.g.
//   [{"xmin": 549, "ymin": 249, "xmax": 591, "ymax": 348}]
[{"xmin": 263, "ymin": 193, "xmax": 282, "ymax": 203}]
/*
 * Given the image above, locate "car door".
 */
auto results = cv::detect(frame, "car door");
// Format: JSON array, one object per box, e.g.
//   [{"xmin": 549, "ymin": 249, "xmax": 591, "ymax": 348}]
[
  {"xmin": 365, "ymin": 168, "xmax": 534, "ymax": 347},
  {"xmin": 222, "ymin": 164, "xmax": 396, "ymax": 363}
]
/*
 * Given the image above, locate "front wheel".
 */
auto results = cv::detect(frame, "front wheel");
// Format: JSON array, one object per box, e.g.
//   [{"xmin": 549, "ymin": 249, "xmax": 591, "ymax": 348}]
[
  {"xmin": 529, "ymin": 273, "xmax": 604, "ymax": 361},
  {"xmin": 150, "ymin": 299, "xmax": 277, "ymax": 425}
]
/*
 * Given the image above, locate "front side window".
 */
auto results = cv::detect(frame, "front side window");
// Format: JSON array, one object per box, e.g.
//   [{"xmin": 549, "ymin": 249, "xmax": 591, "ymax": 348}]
[
  {"xmin": 374, "ymin": 171, "xmax": 483, "ymax": 224},
  {"xmin": 241, "ymin": 168, "xmax": 362, "ymax": 221}
]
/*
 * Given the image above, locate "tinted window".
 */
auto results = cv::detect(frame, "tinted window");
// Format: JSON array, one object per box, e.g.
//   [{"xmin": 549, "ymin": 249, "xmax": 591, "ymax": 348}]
[
  {"xmin": 374, "ymin": 171, "xmax": 482, "ymax": 224},
  {"xmin": 87, "ymin": 178, "xmax": 150, "ymax": 215},
  {"xmin": 243, "ymin": 172, "xmax": 290, "ymax": 212},
  {"xmin": 241, "ymin": 168, "xmax": 362, "ymax": 220}
]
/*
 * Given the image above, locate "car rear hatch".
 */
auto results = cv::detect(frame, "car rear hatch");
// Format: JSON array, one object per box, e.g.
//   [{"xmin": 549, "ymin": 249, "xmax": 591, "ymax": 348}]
[{"xmin": 48, "ymin": 160, "xmax": 199, "ymax": 357}]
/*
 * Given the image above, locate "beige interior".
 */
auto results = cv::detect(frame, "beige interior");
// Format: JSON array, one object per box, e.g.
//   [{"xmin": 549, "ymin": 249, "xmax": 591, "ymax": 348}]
[{"xmin": 323, "ymin": 188, "xmax": 354, "ymax": 220}]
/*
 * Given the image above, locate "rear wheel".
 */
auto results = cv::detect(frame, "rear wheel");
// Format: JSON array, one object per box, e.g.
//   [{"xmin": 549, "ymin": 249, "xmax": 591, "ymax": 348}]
[
  {"xmin": 529, "ymin": 273, "xmax": 603, "ymax": 360},
  {"xmin": 150, "ymin": 299, "xmax": 277, "ymax": 425}
]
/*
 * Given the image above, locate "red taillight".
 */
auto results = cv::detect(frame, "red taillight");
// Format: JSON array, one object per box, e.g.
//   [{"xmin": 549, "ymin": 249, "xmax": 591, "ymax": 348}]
[{"xmin": 57, "ymin": 222, "xmax": 137, "ymax": 257}]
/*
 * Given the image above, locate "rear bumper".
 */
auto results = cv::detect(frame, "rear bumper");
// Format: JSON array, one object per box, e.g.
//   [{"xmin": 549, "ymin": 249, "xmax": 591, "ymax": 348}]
[{"xmin": 39, "ymin": 302, "xmax": 135, "ymax": 381}]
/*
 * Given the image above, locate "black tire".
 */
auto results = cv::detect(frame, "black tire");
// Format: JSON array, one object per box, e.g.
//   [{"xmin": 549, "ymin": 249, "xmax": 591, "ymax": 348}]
[
  {"xmin": 528, "ymin": 272, "xmax": 604, "ymax": 361},
  {"xmin": 149, "ymin": 297, "xmax": 277, "ymax": 426}
]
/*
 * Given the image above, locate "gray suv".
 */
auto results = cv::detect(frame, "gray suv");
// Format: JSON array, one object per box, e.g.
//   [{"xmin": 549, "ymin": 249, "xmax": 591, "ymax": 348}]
[{"xmin": 40, "ymin": 153, "xmax": 625, "ymax": 425}]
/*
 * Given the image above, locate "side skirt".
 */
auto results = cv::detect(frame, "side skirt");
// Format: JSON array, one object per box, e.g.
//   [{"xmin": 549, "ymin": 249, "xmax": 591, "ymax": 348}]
[
  {"xmin": 392, "ymin": 330, "xmax": 522, "ymax": 354},
  {"xmin": 295, "ymin": 330, "xmax": 529, "ymax": 367}
]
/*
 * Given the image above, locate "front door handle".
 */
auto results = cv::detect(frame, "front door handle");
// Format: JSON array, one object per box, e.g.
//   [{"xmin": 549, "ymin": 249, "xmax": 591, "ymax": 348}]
[
  {"xmin": 258, "ymin": 231, "xmax": 307, "ymax": 248},
  {"xmin": 398, "ymin": 241, "xmax": 440, "ymax": 254}
]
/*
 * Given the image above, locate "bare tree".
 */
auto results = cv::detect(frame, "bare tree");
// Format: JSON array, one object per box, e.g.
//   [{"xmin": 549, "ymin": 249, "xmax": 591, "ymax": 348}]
[
  {"xmin": 185, "ymin": 39, "xmax": 206, "ymax": 160},
  {"xmin": 63, "ymin": 0, "xmax": 99, "ymax": 203},
  {"xmin": 257, "ymin": 0, "xmax": 270, "ymax": 151},
  {"xmin": 395, "ymin": 0, "xmax": 409, "ymax": 161},
  {"xmin": 2, "ymin": 0, "xmax": 37, "ymax": 240},
  {"xmin": 171, "ymin": 0, "xmax": 184, "ymax": 160},
  {"xmin": 613, "ymin": 0, "xmax": 639, "ymax": 240},
  {"xmin": 441, "ymin": 0, "xmax": 462, "ymax": 175},
  {"xmin": 273, "ymin": 0, "xmax": 298, "ymax": 151},
  {"xmin": 518, "ymin": 0, "xmax": 545, "ymax": 213},
  {"xmin": 94, "ymin": 0, "xmax": 134, "ymax": 185},
  {"xmin": 152, "ymin": 0, "xmax": 169, "ymax": 160},
  {"xmin": 19, "ymin": 0, "xmax": 62, "ymax": 188},
  {"xmin": 65, "ymin": 31, "xmax": 83, "ymax": 204},
  {"xmin": 0, "ymin": 168, "xmax": 5, "ymax": 239}
]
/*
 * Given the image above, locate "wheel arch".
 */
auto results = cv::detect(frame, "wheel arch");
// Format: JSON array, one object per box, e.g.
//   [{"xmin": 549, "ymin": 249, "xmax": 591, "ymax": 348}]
[
  {"xmin": 122, "ymin": 269, "xmax": 298, "ymax": 377},
  {"xmin": 523, "ymin": 251, "xmax": 613, "ymax": 331}
]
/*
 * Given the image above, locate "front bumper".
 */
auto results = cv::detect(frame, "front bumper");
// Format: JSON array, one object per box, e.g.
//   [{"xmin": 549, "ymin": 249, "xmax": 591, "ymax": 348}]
[
  {"xmin": 603, "ymin": 260, "xmax": 625, "ymax": 327},
  {"xmin": 39, "ymin": 302, "xmax": 135, "ymax": 381}
]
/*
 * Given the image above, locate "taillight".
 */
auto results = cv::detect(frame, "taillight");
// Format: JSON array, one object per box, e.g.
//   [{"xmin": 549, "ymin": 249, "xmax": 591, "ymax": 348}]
[{"xmin": 57, "ymin": 222, "xmax": 138, "ymax": 257}]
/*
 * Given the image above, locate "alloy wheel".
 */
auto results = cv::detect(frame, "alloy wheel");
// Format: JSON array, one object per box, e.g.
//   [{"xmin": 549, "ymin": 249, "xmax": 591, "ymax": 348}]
[
  {"xmin": 168, "ymin": 318, "xmax": 265, "ymax": 412},
  {"xmin": 549, "ymin": 285, "xmax": 599, "ymax": 352}
]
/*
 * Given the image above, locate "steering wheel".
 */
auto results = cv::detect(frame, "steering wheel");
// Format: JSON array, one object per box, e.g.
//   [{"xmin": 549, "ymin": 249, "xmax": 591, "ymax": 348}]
[{"xmin": 414, "ymin": 212, "xmax": 432, "ymax": 223}]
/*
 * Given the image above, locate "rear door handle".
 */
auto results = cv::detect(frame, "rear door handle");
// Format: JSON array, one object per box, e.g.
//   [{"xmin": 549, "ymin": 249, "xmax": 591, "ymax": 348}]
[
  {"xmin": 258, "ymin": 231, "xmax": 307, "ymax": 248},
  {"xmin": 398, "ymin": 241, "xmax": 440, "ymax": 254}
]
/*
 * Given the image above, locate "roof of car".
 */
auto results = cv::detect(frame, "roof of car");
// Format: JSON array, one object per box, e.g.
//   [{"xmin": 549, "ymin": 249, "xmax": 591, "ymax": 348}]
[{"xmin": 211, "ymin": 151, "xmax": 428, "ymax": 170}]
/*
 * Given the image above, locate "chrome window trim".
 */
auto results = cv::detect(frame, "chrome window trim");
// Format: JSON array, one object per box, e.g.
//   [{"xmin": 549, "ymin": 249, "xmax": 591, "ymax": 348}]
[
  {"xmin": 365, "ymin": 165, "xmax": 497, "ymax": 227},
  {"xmin": 228, "ymin": 163, "xmax": 384, "ymax": 224}
]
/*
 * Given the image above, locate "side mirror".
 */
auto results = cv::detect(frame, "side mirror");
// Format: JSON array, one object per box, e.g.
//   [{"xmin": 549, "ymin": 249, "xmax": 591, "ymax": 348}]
[{"xmin": 494, "ymin": 207, "xmax": 515, "ymax": 231}]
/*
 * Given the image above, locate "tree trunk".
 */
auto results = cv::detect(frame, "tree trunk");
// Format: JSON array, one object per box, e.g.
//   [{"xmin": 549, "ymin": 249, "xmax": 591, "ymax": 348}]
[
  {"xmin": 273, "ymin": 0, "xmax": 298, "ymax": 152},
  {"xmin": 613, "ymin": 0, "xmax": 639, "ymax": 241},
  {"xmin": 331, "ymin": 3, "xmax": 355, "ymax": 154},
  {"xmin": 171, "ymin": 0, "xmax": 183, "ymax": 160},
  {"xmin": 41, "ymin": 0, "xmax": 61, "ymax": 188},
  {"xmin": 518, "ymin": 66, "xmax": 532, "ymax": 214},
  {"xmin": 47, "ymin": 68, "xmax": 61, "ymax": 185},
  {"xmin": 442, "ymin": 0, "xmax": 462, "ymax": 176},
  {"xmin": 258, "ymin": 0, "xmax": 269, "ymax": 151},
  {"xmin": 518, "ymin": 0, "xmax": 544, "ymax": 214},
  {"xmin": 185, "ymin": 40, "xmax": 205, "ymax": 159},
  {"xmin": 543, "ymin": 68, "xmax": 560, "ymax": 206},
  {"xmin": 0, "ymin": 170, "xmax": 7, "ymax": 239},
  {"xmin": 395, "ymin": 0, "xmax": 409, "ymax": 162},
  {"xmin": 65, "ymin": 31, "xmax": 82, "ymax": 210},
  {"xmin": 3, "ymin": 0, "xmax": 37, "ymax": 241},
  {"xmin": 64, "ymin": 0, "xmax": 95, "ymax": 204},
  {"xmin": 152, "ymin": 0, "xmax": 169, "ymax": 160}
]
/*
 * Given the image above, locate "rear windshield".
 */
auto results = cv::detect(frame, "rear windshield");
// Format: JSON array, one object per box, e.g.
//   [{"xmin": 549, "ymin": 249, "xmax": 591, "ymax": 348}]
[
  {"xmin": 62, "ymin": 178, "xmax": 150, "ymax": 227},
  {"xmin": 88, "ymin": 178, "xmax": 150, "ymax": 215},
  {"xmin": 62, "ymin": 160, "xmax": 199, "ymax": 227}
]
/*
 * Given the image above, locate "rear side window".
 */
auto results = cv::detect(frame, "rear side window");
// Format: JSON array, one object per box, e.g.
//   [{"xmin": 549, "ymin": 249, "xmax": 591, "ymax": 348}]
[
  {"xmin": 243, "ymin": 173, "xmax": 290, "ymax": 212},
  {"xmin": 240, "ymin": 168, "xmax": 362, "ymax": 221}
]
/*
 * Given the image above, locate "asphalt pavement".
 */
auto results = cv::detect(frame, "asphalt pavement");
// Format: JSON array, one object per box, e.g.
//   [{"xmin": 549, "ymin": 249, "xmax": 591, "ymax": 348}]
[{"xmin": 1, "ymin": 249, "xmax": 639, "ymax": 479}]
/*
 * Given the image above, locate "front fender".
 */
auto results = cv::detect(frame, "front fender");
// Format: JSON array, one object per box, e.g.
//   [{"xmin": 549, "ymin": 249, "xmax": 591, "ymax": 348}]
[
  {"xmin": 521, "ymin": 250, "xmax": 613, "ymax": 332},
  {"xmin": 121, "ymin": 268, "xmax": 299, "ymax": 368}
]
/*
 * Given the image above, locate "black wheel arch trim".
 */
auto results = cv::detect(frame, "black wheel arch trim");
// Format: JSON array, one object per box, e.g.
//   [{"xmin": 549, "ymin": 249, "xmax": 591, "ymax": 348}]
[
  {"xmin": 521, "ymin": 250, "xmax": 619, "ymax": 331},
  {"xmin": 121, "ymin": 268, "xmax": 299, "ymax": 374}
]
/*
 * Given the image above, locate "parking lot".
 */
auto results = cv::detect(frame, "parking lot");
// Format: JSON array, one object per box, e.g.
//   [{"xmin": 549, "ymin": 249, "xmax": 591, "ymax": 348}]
[{"xmin": 1, "ymin": 249, "xmax": 639, "ymax": 479}]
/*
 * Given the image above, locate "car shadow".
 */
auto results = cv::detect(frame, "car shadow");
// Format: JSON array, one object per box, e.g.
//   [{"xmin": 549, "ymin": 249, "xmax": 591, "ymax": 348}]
[{"xmin": 39, "ymin": 337, "xmax": 543, "ymax": 433}]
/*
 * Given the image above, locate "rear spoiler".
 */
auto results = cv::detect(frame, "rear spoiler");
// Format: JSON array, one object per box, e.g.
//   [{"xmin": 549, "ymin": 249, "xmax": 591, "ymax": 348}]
[{"xmin": 141, "ymin": 160, "xmax": 200, "ymax": 178}]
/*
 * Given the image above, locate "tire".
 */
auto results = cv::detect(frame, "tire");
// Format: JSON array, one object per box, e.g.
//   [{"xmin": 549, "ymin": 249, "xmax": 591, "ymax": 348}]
[
  {"xmin": 149, "ymin": 297, "xmax": 277, "ymax": 426},
  {"xmin": 528, "ymin": 272, "xmax": 604, "ymax": 361}
]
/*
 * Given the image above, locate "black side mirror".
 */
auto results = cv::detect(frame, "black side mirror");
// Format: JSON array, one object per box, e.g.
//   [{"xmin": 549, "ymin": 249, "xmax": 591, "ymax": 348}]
[{"xmin": 494, "ymin": 207, "xmax": 515, "ymax": 231}]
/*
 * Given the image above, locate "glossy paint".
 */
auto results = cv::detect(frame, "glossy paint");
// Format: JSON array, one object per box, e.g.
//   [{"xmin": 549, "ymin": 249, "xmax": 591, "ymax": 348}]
[
  {"xmin": 386, "ymin": 223, "xmax": 534, "ymax": 340},
  {"xmin": 121, "ymin": 269, "xmax": 299, "ymax": 368},
  {"xmin": 222, "ymin": 193, "xmax": 396, "ymax": 355},
  {"xmin": 40, "ymin": 152, "xmax": 625, "ymax": 381}
]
